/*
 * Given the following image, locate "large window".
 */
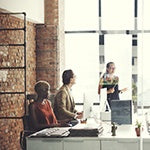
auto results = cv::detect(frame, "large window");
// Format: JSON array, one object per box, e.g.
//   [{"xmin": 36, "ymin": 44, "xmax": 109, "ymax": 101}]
[
  {"xmin": 138, "ymin": 34, "xmax": 150, "ymax": 106},
  {"xmin": 64, "ymin": 0, "xmax": 99, "ymax": 103},
  {"xmin": 101, "ymin": 0, "xmax": 134, "ymax": 30},
  {"xmin": 65, "ymin": 34, "xmax": 99, "ymax": 102},
  {"xmin": 105, "ymin": 35, "xmax": 132, "ymax": 100},
  {"xmin": 64, "ymin": 0, "xmax": 150, "ymax": 109},
  {"xmin": 65, "ymin": 0, "xmax": 99, "ymax": 31}
]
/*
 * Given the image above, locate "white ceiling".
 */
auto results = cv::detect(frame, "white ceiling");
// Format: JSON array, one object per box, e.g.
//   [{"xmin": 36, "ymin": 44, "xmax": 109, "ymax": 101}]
[{"xmin": 0, "ymin": 0, "xmax": 44, "ymax": 23}]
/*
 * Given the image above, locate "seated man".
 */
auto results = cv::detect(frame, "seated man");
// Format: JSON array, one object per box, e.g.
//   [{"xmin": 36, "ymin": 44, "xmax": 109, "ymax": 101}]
[
  {"xmin": 54, "ymin": 69, "xmax": 83, "ymax": 123},
  {"xmin": 29, "ymin": 80, "xmax": 69, "ymax": 131}
]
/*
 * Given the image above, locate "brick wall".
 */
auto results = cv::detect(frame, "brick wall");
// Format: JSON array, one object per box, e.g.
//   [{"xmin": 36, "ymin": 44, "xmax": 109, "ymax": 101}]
[
  {"xmin": 36, "ymin": 0, "xmax": 61, "ymax": 94},
  {"xmin": 0, "ymin": 13, "xmax": 36, "ymax": 150},
  {"xmin": 0, "ymin": 119, "xmax": 23, "ymax": 150},
  {"xmin": 0, "ymin": 0, "xmax": 64, "ymax": 149},
  {"xmin": 36, "ymin": 24, "xmax": 59, "ymax": 93}
]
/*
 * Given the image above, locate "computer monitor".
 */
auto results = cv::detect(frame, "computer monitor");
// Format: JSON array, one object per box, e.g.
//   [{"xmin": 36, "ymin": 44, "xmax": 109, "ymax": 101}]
[
  {"xmin": 111, "ymin": 100, "xmax": 132, "ymax": 125},
  {"xmin": 83, "ymin": 94, "xmax": 93, "ymax": 120}
]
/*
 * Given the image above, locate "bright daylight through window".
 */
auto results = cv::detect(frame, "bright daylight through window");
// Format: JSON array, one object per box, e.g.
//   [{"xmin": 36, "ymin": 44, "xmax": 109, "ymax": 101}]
[{"xmin": 64, "ymin": 0, "xmax": 150, "ymax": 111}]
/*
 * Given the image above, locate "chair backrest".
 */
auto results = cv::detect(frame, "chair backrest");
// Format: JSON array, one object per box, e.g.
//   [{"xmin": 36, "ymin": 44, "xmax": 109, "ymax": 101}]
[
  {"xmin": 20, "ymin": 94, "xmax": 37, "ymax": 150},
  {"xmin": 23, "ymin": 94, "xmax": 37, "ymax": 130}
]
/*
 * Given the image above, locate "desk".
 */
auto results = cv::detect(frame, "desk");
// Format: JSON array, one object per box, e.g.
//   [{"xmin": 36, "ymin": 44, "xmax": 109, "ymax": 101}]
[{"xmin": 26, "ymin": 123, "xmax": 150, "ymax": 150}]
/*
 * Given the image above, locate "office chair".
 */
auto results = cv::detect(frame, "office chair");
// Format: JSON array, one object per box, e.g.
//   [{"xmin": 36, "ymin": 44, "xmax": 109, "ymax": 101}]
[{"xmin": 20, "ymin": 94, "xmax": 37, "ymax": 150}]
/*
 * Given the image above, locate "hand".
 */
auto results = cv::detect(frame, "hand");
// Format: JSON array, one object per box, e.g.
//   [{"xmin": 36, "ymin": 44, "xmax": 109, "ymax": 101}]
[
  {"xmin": 77, "ymin": 111, "xmax": 83, "ymax": 115},
  {"xmin": 50, "ymin": 123, "xmax": 61, "ymax": 127},
  {"xmin": 120, "ymin": 88, "xmax": 128, "ymax": 93},
  {"xmin": 76, "ymin": 114, "xmax": 83, "ymax": 119},
  {"xmin": 108, "ymin": 88, "xmax": 115, "ymax": 94},
  {"xmin": 58, "ymin": 118, "xmax": 72, "ymax": 124},
  {"xmin": 76, "ymin": 112, "xmax": 83, "ymax": 119}
]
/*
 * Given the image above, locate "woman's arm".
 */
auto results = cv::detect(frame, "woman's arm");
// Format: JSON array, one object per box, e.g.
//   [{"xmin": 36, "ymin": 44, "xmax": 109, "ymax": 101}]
[
  {"xmin": 119, "ymin": 88, "xmax": 128, "ymax": 93},
  {"xmin": 107, "ymin": 88, "xmax": 115, "ymax": 94},
  {"xmin": 98, "ymin": 78, "xmax": 104, "ymax": 94}
]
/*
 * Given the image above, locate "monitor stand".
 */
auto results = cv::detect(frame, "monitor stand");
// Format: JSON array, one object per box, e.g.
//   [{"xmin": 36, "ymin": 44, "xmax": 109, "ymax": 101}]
[
  {"xmin": 100, "ymin": 102, "xmax": 111, "ymax": 121},
  {"xmin": 99, "ymin": 88, "xmax": 111, "ymax": 121}
]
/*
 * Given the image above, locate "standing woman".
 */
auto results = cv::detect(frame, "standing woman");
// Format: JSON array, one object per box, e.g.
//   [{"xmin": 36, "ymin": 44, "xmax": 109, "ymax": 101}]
[{"xmin": 98, "ymin": 62, "xmax": 127, "ymax": 109}]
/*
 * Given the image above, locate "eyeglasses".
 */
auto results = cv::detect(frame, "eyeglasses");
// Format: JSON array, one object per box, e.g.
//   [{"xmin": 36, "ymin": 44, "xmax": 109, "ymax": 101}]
[
  {"xmin": 109, "ymin": 67, "xmax": 116, "ymax": 70},
  {"xmin": 73, "ymin": 75, "xmax": 76, "ymax": 78}
]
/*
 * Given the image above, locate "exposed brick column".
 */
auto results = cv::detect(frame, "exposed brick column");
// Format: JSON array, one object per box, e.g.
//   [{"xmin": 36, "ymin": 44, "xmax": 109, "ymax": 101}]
[
  {"xmin": 36, "ymin": 24, "xmax": 59, "ymax": 93},
  {"xmin": 36, "ymin": 0, "xmax": 64, "ymax": 94}
]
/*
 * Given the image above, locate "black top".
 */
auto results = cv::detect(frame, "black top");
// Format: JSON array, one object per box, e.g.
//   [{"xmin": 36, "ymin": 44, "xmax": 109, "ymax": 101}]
[
  {"xmin": 106, "ymin": 84, "xmax": 120, "ymax": 101},
  {"xmin": 101, "ymin": 74, "xmax": 120, "ymax": 108}
]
